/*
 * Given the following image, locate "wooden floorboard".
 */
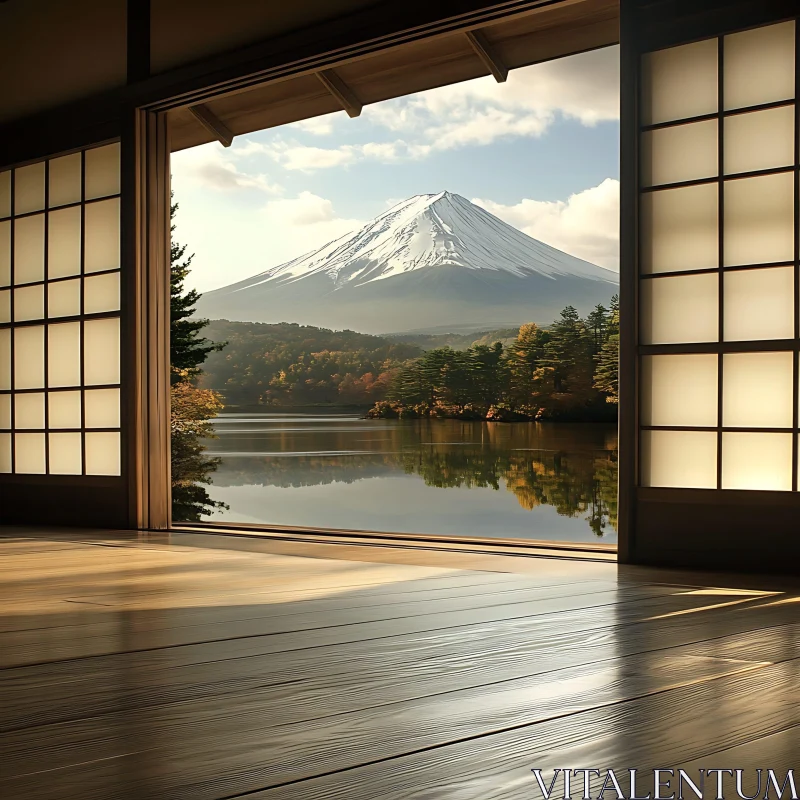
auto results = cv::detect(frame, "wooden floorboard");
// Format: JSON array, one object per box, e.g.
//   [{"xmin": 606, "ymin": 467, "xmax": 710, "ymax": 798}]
[
  {"xmin": 0, "ymin": 638, "xmax": 772, "ymax": 787},
  {"xmin": 246, "ymin": 660, "xmax": 800, "ymax": 800},
  {"xmin": 7, "ymin": 610, "xmax": 800, "ymax": 736},
  {"xmin": 0, "ymin": 528, "xmax": 798, "ymax": 800},
  {"xmin": 0, "ymin": 587, "xmax": 727, "ymax": 734},
  {"xmin": 1, "ymin": 583, "xmax": 693, "ymax": 669}
]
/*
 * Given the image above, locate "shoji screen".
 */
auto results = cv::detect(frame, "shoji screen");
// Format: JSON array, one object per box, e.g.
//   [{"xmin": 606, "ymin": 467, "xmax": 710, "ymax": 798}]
[
  {"xmin": 0, "ymin": 143, "xmax": 122, "ymax": 476},
  {"xmin": 639, "ymin": 21, "xmax": 799, "ymax": 493}
]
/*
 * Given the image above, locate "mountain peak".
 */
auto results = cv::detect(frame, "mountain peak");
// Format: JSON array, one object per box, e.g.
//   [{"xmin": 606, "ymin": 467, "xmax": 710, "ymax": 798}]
[
  {"xmin": 425, "ymin": 190, "xmax": 456, "ymax": 202},
  {"xmin": 379, "ymin": 190, "xmax": 459, "ymax": 218},
  {"xmin": 238, "ymin": 191, "xmax": 616, "ymax": 290},
  {"xmin": 198, "ymin": 191, "xmax": 618, "ymax": 334}
]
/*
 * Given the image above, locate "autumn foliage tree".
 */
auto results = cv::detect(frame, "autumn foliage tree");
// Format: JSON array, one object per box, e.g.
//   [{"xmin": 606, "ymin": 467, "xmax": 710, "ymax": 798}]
[
  {"xmin": 171, "ymin": 375, "xmax": 226, "ymax": 520},
  {"xmin": 593, "ymin": 295, "xmax": 620, "ymax": 404},
  {"xmin": 506, "ymin": 322, "xmax": 550, "ymax": 411},
  {"xmin": 376, "ymin": 299, "xmax": 619, "ymax": 421}
]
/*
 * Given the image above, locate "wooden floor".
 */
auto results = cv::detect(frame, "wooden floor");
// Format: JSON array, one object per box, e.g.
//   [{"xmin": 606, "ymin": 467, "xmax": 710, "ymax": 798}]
[{"xmin": 1, "ymin": 528, "xmax": 799, "ymax": 800}]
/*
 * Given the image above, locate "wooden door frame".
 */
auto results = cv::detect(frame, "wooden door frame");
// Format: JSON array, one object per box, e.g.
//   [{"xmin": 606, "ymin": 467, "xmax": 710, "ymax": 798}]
[
  {"xmin": 123, "ymin": 108, "xmax": 172, "ymax": 529},
  {"xmin": 128, "ymin": 0, "xmax": 625, "ymax": 535}
]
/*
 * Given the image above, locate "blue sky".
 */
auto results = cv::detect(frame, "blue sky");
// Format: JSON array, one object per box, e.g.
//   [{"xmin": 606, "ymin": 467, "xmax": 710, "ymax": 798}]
[{"xmin": 172, "ymin": 46, "xmax": 620, "ymax": 293}]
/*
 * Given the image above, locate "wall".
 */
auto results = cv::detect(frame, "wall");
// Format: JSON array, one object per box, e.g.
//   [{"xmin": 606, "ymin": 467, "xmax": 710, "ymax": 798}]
[
  {"xmin": 0, "ymin": 0, "xmax": 127, "ymax": 124},
  {"xmin": 149, "ymin": 0, "xmax": 384, "ymax": 73}
]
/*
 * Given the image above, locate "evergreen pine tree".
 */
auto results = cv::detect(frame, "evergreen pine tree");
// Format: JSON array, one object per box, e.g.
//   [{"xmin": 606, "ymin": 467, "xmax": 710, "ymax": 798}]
[
  {"xmin": 541, "ymin": 306, "xmax": 593, "ymax": 399},
  {"xmin": 440, "ymin": 348, "xmax": 474, "ymax": 412},
  {"xmin": 469, "ymin": 342, "xmax": 505, "ymax": 408},
  {"xmin": 586, "ymin": 303, "xmax": 609, "ymax": 355},
  {"xmin": 170, "ymin": 198, "xmax": 223, "ymax": 380},
  {"xmin": 419, "ymin": 348, "xmax": 454, "ymax": 406},
  {"xmin": 594, "ymin": 294, "xmax": 620, "ymax": 404},
  {"xmin": 389, "ymin": 360, "xmax": 428, "ymax": 408}
]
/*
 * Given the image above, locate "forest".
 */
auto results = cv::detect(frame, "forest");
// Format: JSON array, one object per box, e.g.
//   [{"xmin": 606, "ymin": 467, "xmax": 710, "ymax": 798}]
[
  {"xmin": 377, "ymin": 299, "xmax": 619, "ymax": 421},
  {"xmin": 201, "ymin": 320, "xmax": 423, "ymax": 406},
  {"xmin": 201, "ymin": 297, "xmax": 619, "ymax": 422}
]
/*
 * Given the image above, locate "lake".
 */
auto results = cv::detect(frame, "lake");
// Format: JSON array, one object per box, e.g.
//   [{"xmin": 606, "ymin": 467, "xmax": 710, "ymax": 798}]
[{"xmin": 200, "ymin": 413, "xmax": 618, "ymax": 545}]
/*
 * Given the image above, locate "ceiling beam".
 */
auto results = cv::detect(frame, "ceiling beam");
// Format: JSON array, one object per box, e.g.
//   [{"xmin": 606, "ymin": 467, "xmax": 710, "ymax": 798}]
[
  {"xmin": 316, "ymin": 69, "xmax": 362, "ymax": 118},
  {"xmin": 465, "ymin": 29, "xmax": 508, "ymax": 82},
  {"xmin": 188, "ymin": 103, "xmax": 234, "ymax": 147},
  {"xmin": 127, "ymin": 0, "xmax": 151, "ymax": 84}
]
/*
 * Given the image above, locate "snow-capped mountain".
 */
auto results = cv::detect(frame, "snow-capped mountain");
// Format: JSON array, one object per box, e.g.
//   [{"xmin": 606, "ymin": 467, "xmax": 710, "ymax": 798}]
[{"xmin": 197, "ymin": 191, "xmax": 618, "ymax": 334}]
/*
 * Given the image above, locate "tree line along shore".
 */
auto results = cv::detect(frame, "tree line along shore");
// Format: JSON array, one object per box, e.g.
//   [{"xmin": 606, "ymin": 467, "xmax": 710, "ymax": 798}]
[{"xmin": 200, "ymin": 297, "xmax": 619, "ymax": 423}]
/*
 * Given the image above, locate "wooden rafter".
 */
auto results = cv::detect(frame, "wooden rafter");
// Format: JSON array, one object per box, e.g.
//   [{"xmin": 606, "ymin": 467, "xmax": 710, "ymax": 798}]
[
  {"xmin": 188, "ymin": 104, "xmax": 234, "ymax": 147},
  {"xmin": 465, "ymin": 29, "xmax": 508, "ymax": 82},
  {"xmin": 316, "ymin": 69, "xmax": 363, "ymax": 118}
]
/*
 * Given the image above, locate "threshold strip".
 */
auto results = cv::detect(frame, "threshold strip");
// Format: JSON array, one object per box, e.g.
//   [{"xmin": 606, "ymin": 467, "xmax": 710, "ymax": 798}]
[{"xmin": 173, "ymin": 523, "xmax": 618, "ymax": 563}]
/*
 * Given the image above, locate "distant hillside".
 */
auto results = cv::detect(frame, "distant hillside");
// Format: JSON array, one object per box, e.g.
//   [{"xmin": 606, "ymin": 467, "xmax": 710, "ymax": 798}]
[
  {"xmin": 200, "ymin": 320, "xmax": 422, "ymax": 406},
  {"xmin": 386, "ymin": 327, "xmax": 521, "ymax": 351}
]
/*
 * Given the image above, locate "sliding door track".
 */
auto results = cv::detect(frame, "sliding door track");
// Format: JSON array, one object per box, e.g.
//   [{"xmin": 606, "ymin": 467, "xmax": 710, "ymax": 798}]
[{"xmin": 173, "ymin": 522, "xmax": 618, "ymax": 562}]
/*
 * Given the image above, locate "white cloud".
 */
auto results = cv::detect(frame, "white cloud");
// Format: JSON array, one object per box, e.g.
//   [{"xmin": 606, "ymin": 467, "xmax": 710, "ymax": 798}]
[
  {"xmin": 170, "ymin": 190, "xmax": 365, "ymax": 293},
  {"xmin": 287, "ymin": 114, "xmax": 340, "ymax": 136},
  {"xmin": 263, "ymin": 191, "xmax": 338, "ymax": 225},
  {"xmin": 171, "ymin": 141, "xmax": 282, "ymax": 193},
  {"xmin": 473, "ymin": 178, "xmax": 620, "ymax": 270},
  {"xmin": 270, "ymin": 142, "xmax": 357, "ymax": 171},
  {"xmin": 248, "ymin": 138, "xmax": 430, "ymax": 172},
  {"xmin": 358, "ymin": 141, "xmax": 403, "ymax": 161},
  {"xmin": 260, "ymin": 192, "xmax": 364, "ymax": 259},
  {"xmin": 365, "ymin": 46, "xmax": 619, "ymax": 151}
]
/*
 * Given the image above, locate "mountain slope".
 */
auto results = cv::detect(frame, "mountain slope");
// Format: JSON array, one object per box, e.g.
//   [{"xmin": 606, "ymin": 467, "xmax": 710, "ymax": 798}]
[{"xmin": 197, "ymin": 191, "xmax": 618, "ymax": 334}]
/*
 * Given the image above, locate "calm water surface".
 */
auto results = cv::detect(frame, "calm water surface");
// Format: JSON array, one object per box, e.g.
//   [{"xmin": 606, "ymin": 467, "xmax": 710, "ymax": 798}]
[{"xmin": 201, "ymin": 413, "xmax": 618, "ymax": 544}]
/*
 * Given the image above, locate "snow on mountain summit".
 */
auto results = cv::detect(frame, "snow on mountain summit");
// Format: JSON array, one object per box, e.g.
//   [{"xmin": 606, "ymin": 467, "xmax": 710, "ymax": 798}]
[
  {"xmin": 197, "ymin": 191, "xmax": 619, "ymax": 334},
  {"xmin": 238, "ymin": 191, "xmax": 617, "ymax": 294}
]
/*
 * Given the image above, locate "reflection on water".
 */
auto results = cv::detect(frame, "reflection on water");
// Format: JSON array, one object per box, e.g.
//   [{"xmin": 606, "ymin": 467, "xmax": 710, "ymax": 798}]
[{"xmin": 201, "ymin": 413, "xmax": 618, "ymax": 544}]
